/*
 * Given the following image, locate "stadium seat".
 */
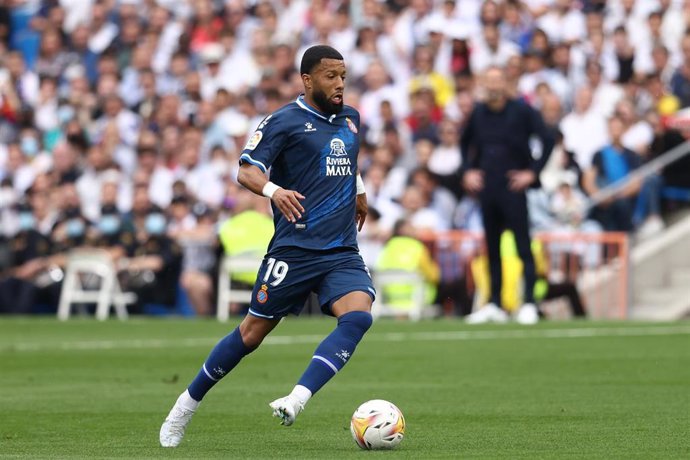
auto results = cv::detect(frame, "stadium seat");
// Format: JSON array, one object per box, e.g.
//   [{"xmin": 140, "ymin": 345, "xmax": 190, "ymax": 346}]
[
  {"xmin": 216, "ymin": 254, "xmax": 263, "ymax": 322},
  {"xmin": 372, "ymin": 270, "xmax": 427, "ymax": 321},
  {"xmin": 57, "ymin": 249, "xmax": 135, "ymax": 321}
]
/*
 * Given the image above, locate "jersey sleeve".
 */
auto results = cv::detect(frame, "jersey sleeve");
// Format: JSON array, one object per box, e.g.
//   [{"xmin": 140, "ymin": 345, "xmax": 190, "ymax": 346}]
[{"xmin": 239, "ymin": 113, "xmax": 288, "ymax": 173}]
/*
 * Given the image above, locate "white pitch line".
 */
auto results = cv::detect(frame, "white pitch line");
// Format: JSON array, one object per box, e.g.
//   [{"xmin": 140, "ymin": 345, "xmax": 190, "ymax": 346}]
[{"xmin": 1, "ymin": 325, "xmax": 689, "ymax": 353}]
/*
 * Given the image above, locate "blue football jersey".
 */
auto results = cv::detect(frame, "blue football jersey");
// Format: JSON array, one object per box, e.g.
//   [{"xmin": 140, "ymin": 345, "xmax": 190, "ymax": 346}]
[{"xmin": 240, "ymin": 95, "xmax": 361, "ymax": 253}]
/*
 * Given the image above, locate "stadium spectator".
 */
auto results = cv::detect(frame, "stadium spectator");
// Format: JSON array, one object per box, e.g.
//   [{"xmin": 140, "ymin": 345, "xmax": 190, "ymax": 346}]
[
  {"xmin": 560, "ymin": 85, "xmax": 609, "ymax": 168},
  {"xmin": 383, "ymin": 184, "xmax": 450, "ymax": 233},
  {"xmin": 408, "ymin": 44, "xmax": 454, "ymax": 108},
  {"xmin": 615, "ymin": 98, "xmax": 654, "ymax": 157},
  {"xmin": 429, "ymin": 118, "xmax": 462, "ymax": 181},
  {"xmin": 170, "ymin": 197, "xmax": 218, "ymax": 316},
  {"xmin": 583, "ymin": 115, "xmax": 663, "ymax": 235},
  {"xmin": 670, "ymin": 33, "xmax": 690, "ymax": 108},
  {"xmin": 0, "ymin": 202, "xmax": 53, "ymax": 314},
  {"xmin": 120, "ymin": 207, "xmax": 182, "ymax": 313},
  {"xmin": 408, "ymin": 167, "xmax": 457, "ymax": 219},
  {"xmin": 470, "ymin": 23, "xmax": 521, "ymax": 74},
  {"xmin": 376, "ymin": 218, "xmax": 440, "ymax": 316},
  {"xmin": 217, "ymin": 187, "xmax": 273, "ymax": 315}
]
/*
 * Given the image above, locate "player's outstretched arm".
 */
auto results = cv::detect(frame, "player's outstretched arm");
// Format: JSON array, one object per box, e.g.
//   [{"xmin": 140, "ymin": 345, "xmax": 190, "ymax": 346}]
[{"xmin": 237, "ymin": 163, "xmax": 305, "ymax": 223}]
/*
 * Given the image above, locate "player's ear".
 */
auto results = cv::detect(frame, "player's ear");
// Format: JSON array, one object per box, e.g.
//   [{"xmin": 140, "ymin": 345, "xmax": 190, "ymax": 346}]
[{"xmin": 302, "ymin": 73, "xmax": 312, "ymax": 90}]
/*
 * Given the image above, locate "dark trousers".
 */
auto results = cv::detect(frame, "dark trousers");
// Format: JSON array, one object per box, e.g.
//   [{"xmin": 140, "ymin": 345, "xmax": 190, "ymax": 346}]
[
  {"xmin": 590, "ymin": 198, "xmax": 634, "ymax": 232},
  {"xmin": 480, "ymin": 188, "xmax": 536, "ymax": 307},
  {"xmin": 437, "ymin": 277, "xmax": 473, "ymax": 316},
  {"xmin": 0, "ymin": 277, "xmax": 37, "ymax": 314},
  {"xmin": 543, "ymin": 282, "xmax": 587, "ymax": 317}
]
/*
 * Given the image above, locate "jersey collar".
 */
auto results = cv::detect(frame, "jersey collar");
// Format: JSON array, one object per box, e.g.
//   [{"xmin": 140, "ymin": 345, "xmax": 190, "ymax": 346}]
[{"xmin": 295, "ymin": 95, "xmax": 336, "ymax": 123}]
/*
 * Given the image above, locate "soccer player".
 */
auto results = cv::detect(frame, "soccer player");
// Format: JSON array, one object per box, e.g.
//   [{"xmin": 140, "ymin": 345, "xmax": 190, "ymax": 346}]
[{"xmin": 160, "ymin": 45, "xmax": 375, "ymax": 447}]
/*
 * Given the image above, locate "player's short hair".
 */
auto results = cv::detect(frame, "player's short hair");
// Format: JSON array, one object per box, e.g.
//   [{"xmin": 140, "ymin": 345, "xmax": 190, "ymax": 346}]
[{"xmin": 300, "ymin": 45, "xmax": 343, "ymax": 75}]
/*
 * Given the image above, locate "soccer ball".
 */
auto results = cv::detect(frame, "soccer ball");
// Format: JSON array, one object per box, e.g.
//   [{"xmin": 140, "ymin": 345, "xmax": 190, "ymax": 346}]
[{"xmin": 350, "ymin": 399, "xmax": 405, "ymax": 450}]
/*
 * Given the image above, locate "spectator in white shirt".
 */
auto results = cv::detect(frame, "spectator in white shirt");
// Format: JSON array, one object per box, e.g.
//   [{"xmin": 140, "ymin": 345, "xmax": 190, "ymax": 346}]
[
  {"xmin": 392, "ymin": 0, "xmax": 433, "ymax": 60},
  {"xmin": 634, "ymin": 10, "xmax": 681, "ymax": 77},
  {"xmin": 585, "ymin": 60, "xmax": 625, "ymax": 118},
  {"xmin": 148, "ymin": 5, "xmax": 184, "ymax": 75},
  {"xmin": 217, "ymin": 34, "xmax": 261, "ymax": 95},
  {"xmin": 359, "ymin": 60, "xmax": 408, "ymax": 128},
  {"xmin": 409, "ymin": 167, "xmax": 457, "ymax": 220},
  {"xmin": 362, "ymin": 162, "xmax": 400, "ymax": 231},
  {"xmin": 3, "ymin": 51, "xmax": 39, "ymax": 108},
  {"xmin": 157, "ymin": 51, "xmax": 190, "ymax": 96},
  {"xmin": 4, "ymin": 144, "xmax": 35, "ymax": 194},
  {"xmin": 198, "ymin": 43, "xmax": 227, "ymax": 102},
  {"xmin": 382, "ymin": 184, "xmax": 450, "ymax": 233},
  {"xmin": 537, "ymin": 0, "xmax": 586, "ymax": 45},
  {"xmin": 76, "ymin": 146, "xmax": 131, "ymax": 221},
  {"xmin": 615, "ymin": 98, "xmax": 654, "ymax": 157},
  {"xmin": 518, "ymin": 48, "xmax": 571, "ymax": 104},
  {"xmin": 135, "ymin": 142, "xmax": 174, "ymax": 210},
  {"xmin": 659, "ymin": 0, "xmax": 686, "ymax": 54},
  {"xmin": 560, "ymin": 85, "xmax": 609, "ymax": 168},
  {"xmin": 94, "ymin": 94, "xmax": 141, "ymax": 147},
  {"xmin": 429, "ymin": 119, "xmax": 462, "ymax": 177},
  {"xmin": 87, "ymin": 2, "xmax": 118, "ymax": 54},
  {"xmin": 34, "ymin": 77, "xmax": 60, "ymax": 134},
  {"xmin": 176, "ymin": 141, "xmax": 224, "ymax": 208},
  {"xmin": 470, "ymin": 23, "xmax": 521, "ymax": 74}
]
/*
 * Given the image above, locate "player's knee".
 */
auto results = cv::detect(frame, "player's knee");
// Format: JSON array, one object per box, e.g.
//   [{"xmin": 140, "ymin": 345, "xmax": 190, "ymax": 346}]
[
  {"xmin": 239, "ymin": 318, "xmax": 275, "ymax": 349},
  {"xmin": 238, "ymin": 329, "xmax": 264, "ymax": 349},
  {"xmin": 338, "ymin": 310, "xmax": 373, "ymax": 337}
]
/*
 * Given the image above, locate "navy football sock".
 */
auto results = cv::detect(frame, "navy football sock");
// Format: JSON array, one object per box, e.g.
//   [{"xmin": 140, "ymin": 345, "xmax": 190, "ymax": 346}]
[
  {"xmin": 297, "ymin": 311, "xmax": 372, "ymax": 395},
  {"xmin": 187, "ymin": 327, "xmax": 255, "ymax": 401}
]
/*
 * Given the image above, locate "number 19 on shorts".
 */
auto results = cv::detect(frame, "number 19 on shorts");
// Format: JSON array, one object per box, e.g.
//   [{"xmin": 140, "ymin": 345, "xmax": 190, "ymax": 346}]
[{"xmin": 263, "ymin": 258, "xmax": 289, "ymax": 286}]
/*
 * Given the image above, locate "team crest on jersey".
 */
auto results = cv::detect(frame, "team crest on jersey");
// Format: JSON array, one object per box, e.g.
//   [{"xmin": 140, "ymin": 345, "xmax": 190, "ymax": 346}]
[
  {"xmin": 244, "ymin": 130, "xmax": 263, "ymax": 151},
  {"xmin": 325, "ymin": 137, "xmax": 353, "ymax": 176},
  {"xmin": 329, "ymin": 138, "xmax": 348, "ymax": 157},
  {"xmin": 256, "ymin": 284, "xmax": 269, "ymax": 304},
  {"xmin": 346, "ymin": 117, "xmax": 358, "ymax": 134}
]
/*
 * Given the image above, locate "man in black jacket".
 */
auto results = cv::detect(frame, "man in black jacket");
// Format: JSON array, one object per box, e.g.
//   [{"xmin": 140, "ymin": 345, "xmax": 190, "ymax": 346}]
[{"xmin": 461, "ymin": 66, "xmax": 554, "ymax": 324}]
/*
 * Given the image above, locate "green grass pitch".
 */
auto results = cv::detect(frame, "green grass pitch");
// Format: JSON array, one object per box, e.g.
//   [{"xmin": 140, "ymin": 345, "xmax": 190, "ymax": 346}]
[{"xmin": 1, "ymin": 318, "xmax": 689, "ymax": 459}]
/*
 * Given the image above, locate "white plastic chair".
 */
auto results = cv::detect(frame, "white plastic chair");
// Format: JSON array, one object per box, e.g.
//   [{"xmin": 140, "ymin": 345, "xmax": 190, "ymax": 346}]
[
  {"xmin": 372, "ymin": 270, "xmax": 427, "ymax": 321},
  {"xmin": 57, "ymin": 249, "xmax": 136, "ymax": 321},
  {"xmin": 216, "ymin": 254, "xmax": 263, "ymax": 322}
]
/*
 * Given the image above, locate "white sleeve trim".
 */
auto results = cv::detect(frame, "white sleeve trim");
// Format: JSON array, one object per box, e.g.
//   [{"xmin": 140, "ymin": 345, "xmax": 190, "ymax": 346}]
[{"xmin": 240, "ymin": 153, "xmax": 268, "ymax": 173}]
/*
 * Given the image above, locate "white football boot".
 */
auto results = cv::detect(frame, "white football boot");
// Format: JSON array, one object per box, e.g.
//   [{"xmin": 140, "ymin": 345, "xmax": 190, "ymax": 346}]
[
  {"xmin": 269, "ymin": 394, "xmax": 304, "ymax": 426},
  {"xmin": 160, "ymin": 391, "xmax": 198, "ymax": 447},
  {"xmin": 516, "ymin": 303, "xmax": 539, "ymax": 325},
  {"xmin": 465, "ymin": 303, "xmax": 509, "ymax": 324}
]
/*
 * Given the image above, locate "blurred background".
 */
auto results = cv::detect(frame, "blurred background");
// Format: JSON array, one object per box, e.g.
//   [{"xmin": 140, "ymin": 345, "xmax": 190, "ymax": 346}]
[{"xmin": 0, "ymin": 0, "xmax": 689, "ymax": 321}]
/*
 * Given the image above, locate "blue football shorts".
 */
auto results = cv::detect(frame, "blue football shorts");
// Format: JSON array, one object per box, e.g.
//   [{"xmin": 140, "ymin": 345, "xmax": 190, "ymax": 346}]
[{"xmin": 248, "ymin": 247, "xmax": 376, "ymax": 319}]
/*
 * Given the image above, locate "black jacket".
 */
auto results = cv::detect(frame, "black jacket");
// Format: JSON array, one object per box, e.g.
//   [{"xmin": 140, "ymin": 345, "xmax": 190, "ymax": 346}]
[{"xmin": 460, "ymin": 99, "xmax": 554, "ymax": 189}]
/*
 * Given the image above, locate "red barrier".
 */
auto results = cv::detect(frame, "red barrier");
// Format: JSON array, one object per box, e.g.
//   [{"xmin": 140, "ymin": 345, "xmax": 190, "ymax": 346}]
[{"xmin": 419, "ymin": 230, "xmax": 630, "ymax": 319}]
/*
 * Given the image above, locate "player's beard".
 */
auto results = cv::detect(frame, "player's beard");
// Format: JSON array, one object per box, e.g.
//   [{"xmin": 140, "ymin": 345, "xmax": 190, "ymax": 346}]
[{"xmin": 313, "ymin": 88, "xmax": 344, "ymax": 114}]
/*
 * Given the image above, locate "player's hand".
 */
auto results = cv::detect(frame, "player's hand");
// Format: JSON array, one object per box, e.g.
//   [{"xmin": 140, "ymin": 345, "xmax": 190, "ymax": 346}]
[
  {"xmin": 463, "ymin": 169, "xmax": 484, "ymax": 193},
  {"xmin": 355, "ymin": 193, "xmax": 368, "ymax": 232},
  {"xmin": 272, "ymin": 188, "xmax": 305, "ymax": 223},
  {"xmin": 507, "ymin": 169, "xmax": 536, "ymax": 192}
]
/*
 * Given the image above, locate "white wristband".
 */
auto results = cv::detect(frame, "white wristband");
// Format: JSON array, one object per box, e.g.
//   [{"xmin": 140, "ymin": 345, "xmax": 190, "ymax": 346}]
[
  {"xmin": 356, "ymin": 174, "xmax": 365, "ymax": 195},
  {"xmin": 262, "ymin": 181, "xmax": 280, "ymax": 199}
]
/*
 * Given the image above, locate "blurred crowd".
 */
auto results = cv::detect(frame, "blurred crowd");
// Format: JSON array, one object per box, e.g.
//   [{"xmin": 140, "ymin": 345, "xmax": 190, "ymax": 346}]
[{"xmin": 1, "ymin": 0, "xmax": 690, "ymax": 315}]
